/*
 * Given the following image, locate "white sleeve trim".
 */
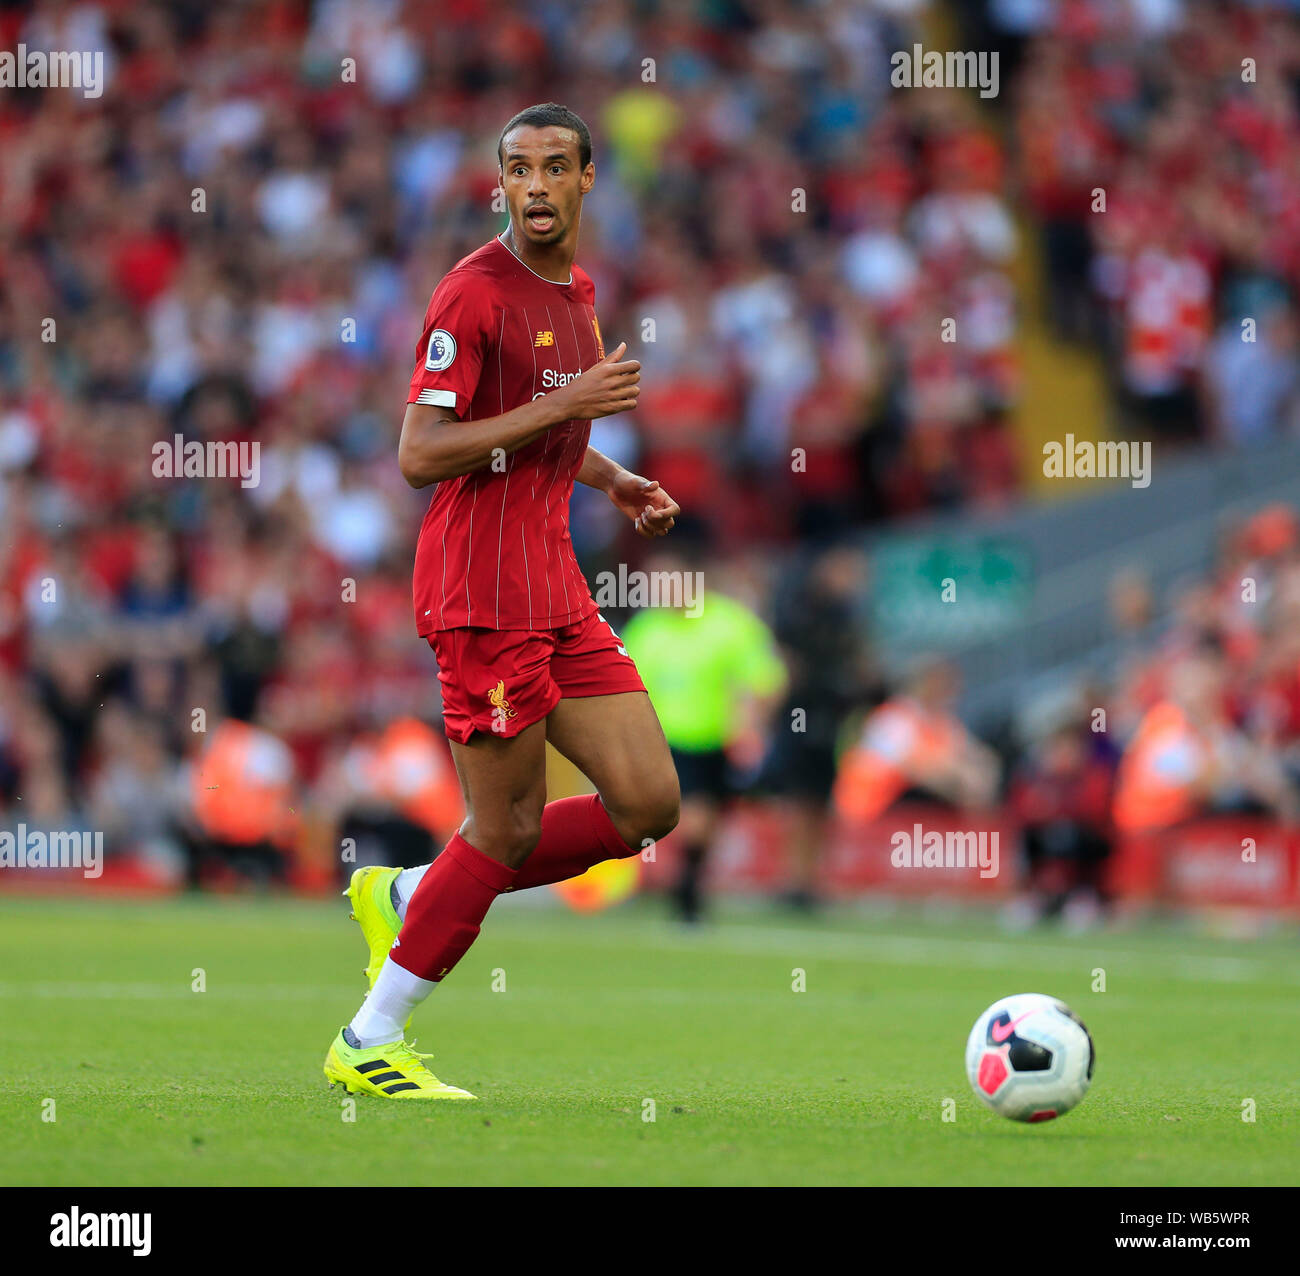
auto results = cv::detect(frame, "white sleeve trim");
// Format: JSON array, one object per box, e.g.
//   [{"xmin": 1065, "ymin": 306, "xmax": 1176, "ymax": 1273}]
[{"xmin": 416, "ymin": 388, "xmax": 458, "ymax": 408}]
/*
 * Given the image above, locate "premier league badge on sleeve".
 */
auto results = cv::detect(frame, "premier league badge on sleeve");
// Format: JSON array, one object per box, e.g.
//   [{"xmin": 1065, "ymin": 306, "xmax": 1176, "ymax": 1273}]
[{"xmin": 425, "ymin": 329, "xmax": 457, "ymax": 371}]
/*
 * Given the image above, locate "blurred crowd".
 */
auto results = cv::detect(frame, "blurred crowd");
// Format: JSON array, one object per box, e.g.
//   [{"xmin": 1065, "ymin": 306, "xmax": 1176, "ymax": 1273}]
[
  {"xmin": 834, "ymin": 503, "xmax": 1300, "ymax": 924},
  {"xmin": 974, "ymin": 0, "xmax": 1300, "ymax": 443},
  {"xmin": 0, "ymin": 0, "xmax": 1020, "ymax": 887},
  {"xmin": 1, "ymin": 0, "xmax": 1299, "ymax": 901}
]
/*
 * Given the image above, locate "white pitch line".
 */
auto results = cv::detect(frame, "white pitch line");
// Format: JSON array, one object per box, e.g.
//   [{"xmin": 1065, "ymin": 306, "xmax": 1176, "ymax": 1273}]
[
  {"xmin": 8, "ymin": 982, "xmax": 345, "ymax": 1001},
  {"xmin": 8, "ymin": 920, "xmax": 1297, "ymax": 1003},
  {"xmin": 493, "ymin": 918, "xmax": 1300, "ymax": 986}
]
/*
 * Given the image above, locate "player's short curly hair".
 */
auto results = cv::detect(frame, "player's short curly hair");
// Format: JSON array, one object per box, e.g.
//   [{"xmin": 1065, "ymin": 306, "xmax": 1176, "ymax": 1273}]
[{"xmin": 497, "ymin": 103, "xmax": 592, "ymax": 171}]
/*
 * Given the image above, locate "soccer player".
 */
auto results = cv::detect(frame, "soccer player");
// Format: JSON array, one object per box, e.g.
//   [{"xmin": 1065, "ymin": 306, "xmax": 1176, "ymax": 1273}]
[{"xmin": 323, "ymin": 103, "xmax": 682, "ymax": 1099}]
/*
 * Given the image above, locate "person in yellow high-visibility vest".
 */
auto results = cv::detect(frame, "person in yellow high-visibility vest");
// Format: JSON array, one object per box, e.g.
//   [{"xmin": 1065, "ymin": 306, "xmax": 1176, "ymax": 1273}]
[{"xmin": 621, "ymin": 548, "xmax": 786, "ymax": 921}]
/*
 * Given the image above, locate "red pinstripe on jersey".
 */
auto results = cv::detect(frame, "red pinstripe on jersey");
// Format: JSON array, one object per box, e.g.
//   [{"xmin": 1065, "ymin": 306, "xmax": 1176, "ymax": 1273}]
[{"xmin": 407, "ymin": 237, "xmax": 603, "ymax": 633}]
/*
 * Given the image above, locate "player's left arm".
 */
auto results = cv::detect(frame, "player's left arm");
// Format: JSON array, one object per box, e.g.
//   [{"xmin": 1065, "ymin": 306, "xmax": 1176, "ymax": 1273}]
[{"xmin": 578, "ymin": 446, "xmax": 680, "ymax": 538}]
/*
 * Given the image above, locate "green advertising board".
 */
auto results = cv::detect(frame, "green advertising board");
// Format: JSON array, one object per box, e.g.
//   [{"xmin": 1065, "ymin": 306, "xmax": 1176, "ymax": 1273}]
[{"xmin": 871, "ymin": 535, "xmax": 1033, "ymax": 649}]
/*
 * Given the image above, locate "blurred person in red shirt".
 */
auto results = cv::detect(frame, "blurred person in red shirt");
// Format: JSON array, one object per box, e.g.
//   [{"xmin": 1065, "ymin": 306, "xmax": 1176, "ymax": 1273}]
[{"xmin": 1006, "ymin": 714, "xmax": 1116, "ymax": 931}]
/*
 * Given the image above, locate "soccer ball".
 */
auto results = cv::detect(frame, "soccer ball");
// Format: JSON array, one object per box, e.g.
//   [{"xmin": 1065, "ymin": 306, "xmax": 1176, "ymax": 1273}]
[{"xmin": 965, "ymin": 993, "xmax": 1095, "ymax": 1122}]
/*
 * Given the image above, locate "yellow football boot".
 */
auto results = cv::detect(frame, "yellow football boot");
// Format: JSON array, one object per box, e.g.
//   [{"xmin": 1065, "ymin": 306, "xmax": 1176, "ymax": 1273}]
[
  {"xmin": 324, "ymin": 1030, "xmax": 475, "ymax": 1100},
  {"xmin": 343, "ymin": 865, "xmax": 403, "ymax": 987}
]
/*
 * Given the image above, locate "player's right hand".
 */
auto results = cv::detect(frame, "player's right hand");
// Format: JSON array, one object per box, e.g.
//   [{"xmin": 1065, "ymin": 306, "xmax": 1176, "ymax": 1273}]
[{"xmin": 551, "ymin": 342, "xmax": 640, "ymax": 420}]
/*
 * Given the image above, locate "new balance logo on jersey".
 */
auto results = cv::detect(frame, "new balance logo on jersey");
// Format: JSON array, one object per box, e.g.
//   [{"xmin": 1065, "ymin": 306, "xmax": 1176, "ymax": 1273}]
[{"xmin": 534, "ymin": 330, "xmax": 554, "ymax": 347}]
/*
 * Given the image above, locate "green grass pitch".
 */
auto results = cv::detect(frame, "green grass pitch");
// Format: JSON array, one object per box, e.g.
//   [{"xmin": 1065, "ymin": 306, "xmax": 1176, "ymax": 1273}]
[{"xmin": 4, "ymin": 893, "xmax": 1298, "ymax": 1185}]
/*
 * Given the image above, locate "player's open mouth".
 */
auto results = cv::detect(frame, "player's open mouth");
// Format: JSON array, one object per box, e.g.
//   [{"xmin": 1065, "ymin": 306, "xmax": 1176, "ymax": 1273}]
[{"xmin": 526, "ymin": 208, "xmax": 556, "ymax": 232}]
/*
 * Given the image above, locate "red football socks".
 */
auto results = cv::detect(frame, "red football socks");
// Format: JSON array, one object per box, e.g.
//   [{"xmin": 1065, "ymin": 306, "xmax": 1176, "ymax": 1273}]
[
  {"xmin": 510, "ymin": 795, "xmax": 636, "ymax": 891},
  {"xmin": 389, "ymin": 799, "xmax": 634, "ymax": 983},
  {"xmin": 389, "ymin": 832, "xmax": 517, "ymax": 982}
]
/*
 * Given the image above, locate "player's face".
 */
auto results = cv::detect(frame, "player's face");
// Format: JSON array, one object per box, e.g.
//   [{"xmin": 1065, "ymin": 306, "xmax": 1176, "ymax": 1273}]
[{"xmin": 499, "ymin": 125, "xmax": 594, "ymax": 247}]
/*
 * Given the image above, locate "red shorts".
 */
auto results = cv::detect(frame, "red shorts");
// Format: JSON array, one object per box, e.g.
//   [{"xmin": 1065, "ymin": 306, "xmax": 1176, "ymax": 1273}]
[{"xmin": 428, "ymin": 608, "xmax": 645, "ymax": 744}]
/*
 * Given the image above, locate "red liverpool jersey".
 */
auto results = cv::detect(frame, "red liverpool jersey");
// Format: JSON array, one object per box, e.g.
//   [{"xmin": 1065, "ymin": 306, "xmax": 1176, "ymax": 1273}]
[{"xmin": 407, "ymin": 235, "xmax": 607, "ymax": 633}]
